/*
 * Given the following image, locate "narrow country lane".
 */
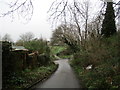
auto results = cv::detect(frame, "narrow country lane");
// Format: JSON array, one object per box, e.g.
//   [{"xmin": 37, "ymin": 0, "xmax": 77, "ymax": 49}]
[{"xmin": 31, "ymin": 59, "xmax": 81, "ymax": 89}]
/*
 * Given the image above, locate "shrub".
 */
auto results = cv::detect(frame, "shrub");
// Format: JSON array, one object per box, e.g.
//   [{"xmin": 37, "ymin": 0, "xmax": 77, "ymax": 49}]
[
  {"xmin": 71, "ymin": 32, "xmax": 120, "ymax": 88},
  {"xmin": 24, "ymin": 39, "xmax": 49, "ymax": 55},
  {"xmin": 112, "ymin": 75, "xmax": 120, "ymax": 88},
  {"xmin": 38, "ymin": 54, "xmax": 50, "ymax": 66},
  {"xmin": 73, "ymin": 52, "xmax": 91, "ymax": 67}
]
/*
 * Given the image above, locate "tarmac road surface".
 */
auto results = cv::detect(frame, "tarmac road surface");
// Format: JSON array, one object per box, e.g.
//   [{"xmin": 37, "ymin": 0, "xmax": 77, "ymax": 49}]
[{"xmin": 31, "ymin": 59, "xmax": 81, "ymax": 89}]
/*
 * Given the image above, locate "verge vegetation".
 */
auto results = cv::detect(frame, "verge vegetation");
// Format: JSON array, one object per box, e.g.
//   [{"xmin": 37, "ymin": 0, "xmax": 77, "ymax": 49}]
[
  {"xmin": 71, "ymin": 33, "xmax": 120, "ymax": 88},
  {"xmin": 6, "ymin": 63, "xmax": 57, "ymax": 88},
  {"xmin": 49, "ymin": 0, "xmax": 120, "ymax": 88},
  {"xmin": 2, "ymin": 39, "xmax": 58, "ymax": 89},
  {"xmin": 50, "ymin": 45, "xmax": 73, "ymax": 60}
]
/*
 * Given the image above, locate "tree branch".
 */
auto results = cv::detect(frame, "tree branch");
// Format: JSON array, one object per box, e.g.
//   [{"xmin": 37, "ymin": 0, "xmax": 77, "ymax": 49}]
[{"xmin": 0, "ymin": 0, "xmax": 33, "ymax": 23}]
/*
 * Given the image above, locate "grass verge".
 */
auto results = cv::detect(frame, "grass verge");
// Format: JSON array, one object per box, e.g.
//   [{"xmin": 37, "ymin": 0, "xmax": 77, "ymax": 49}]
[
  {"xmin": 70, "ymin": 33, "xmax": 120, "ymax": 89},
  {"xmin": 4, "ymin": 63, "xmax": 58, "ymax": 89}
]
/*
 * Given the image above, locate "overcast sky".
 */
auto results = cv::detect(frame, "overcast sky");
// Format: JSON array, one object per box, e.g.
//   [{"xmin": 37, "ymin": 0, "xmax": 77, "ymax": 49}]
[
  {"xmin": 0, "ymin": 0, "xmax": 55, "ymax": 42},
  {"xmin": 0, "ymin": 0, "xmax": 119, "ymax": 42}
]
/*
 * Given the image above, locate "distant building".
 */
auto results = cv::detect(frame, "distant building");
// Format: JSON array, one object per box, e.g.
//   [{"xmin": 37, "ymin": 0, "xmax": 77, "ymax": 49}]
[{"xmin": 12, "ymin": 46, "xmax": 28, "ymax": 51}]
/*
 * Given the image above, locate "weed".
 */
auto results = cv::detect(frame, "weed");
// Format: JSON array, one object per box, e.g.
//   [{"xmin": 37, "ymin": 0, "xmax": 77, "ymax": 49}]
[{"xmin": 71, "ymin": 33, "xmax": 120, "ymax": 88}]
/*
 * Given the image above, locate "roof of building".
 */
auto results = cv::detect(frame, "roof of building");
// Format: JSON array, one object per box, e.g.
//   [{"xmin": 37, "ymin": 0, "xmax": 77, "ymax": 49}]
[{"xmin": 12, "ymin": 46, "xmax": 28, "ymax": 51}]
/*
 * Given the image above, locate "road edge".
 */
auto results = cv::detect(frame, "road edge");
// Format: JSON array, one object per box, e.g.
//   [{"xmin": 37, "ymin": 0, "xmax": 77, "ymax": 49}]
[
  {"xmin": 26, "ymin": 63, "xmax": 59, "ymax": 90},
  {"xmin": 69, "ymin": 60, "xmax": 86, "ymax": 88}
]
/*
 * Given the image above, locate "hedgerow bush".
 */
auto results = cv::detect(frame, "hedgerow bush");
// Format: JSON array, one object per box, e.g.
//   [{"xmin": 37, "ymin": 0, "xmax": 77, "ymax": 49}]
[
  {"xmin": 24, "ymin": 39, "xmax": 51, "ymax": 66},
  {"xmin": 71, "ymin": 32, "xmax": 120, "ymax": 88},
  {"xmin": 24, "ymin": 39, "xmax": 50, "ymax": 55}
]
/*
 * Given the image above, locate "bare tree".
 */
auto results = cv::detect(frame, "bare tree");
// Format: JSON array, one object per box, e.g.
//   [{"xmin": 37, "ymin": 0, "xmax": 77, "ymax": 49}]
[
  {"xmin": 51, "ymin": 24, "xmax": 81, "ymax": 52},
  {"xmin": 2, "ymin": 33, "xmax": 12, "ymax": 42},
  {"xmin": 0, "ymin": 0, "xmax": 33, "ymax": 22},
  {"xmin": 71, "ymin": 0, "xmax": 92, "ymax": 40},
  {"xmin": 48, "ymin": 0, "xmax": 105, "ymax": 41},
  {"xmin": 87, "ymin": 14, "xmax": 104, "ymax": 38},
  {"xmin": 49, "ymin": 0, "xmax": 119, "ymax": 32},
  {"xmin": 19, "ymin": 32, "xmax": 34, "ymax": 42},
  {"xmin": 51, "ymin": 26, "xmax": 64, "ymax": 45}
]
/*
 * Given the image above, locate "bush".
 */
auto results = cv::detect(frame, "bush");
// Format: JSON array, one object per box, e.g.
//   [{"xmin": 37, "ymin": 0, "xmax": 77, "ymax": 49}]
[
  {"xmin": 73, "ymin": 52, "xmax": 91, "ymax": 67},
  {"xmin": 112, "ymin": 75, "xmax": 120, "ymax": 88},
  {"xmin": 24, "ymin": 39, "xmax": 51, "ymax": 66},
  {"xmin": 2, "ymin": 41, "xmax": 12, "ymax": 52},
  {"xmin": 38, "ymin": 54, "xmax": 50, "ymax": 65},
  {"xmin": 24, "ymin": 39, "xmax": 50, "ymax": 55},
  {"xmin": 71, "ymin": 32, "xmax": 120, "ymax": 88}
]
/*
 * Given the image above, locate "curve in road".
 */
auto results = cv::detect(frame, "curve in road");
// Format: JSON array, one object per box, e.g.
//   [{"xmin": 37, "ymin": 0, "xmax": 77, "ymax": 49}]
[{"xmin": 31, "ymin": 59, "xmax": 81, "ymax": 88}]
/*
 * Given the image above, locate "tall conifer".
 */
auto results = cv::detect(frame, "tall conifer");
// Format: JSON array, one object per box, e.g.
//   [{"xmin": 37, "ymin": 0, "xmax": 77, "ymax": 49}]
[{"xmin": 101, "ymin": 2, "xmax": 116, "ymax": 37}]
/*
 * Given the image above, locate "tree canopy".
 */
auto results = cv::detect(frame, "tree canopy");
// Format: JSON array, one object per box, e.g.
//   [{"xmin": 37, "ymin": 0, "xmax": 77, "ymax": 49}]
[{"xmin": 101, "ymin": 2, "xmax": 116, "ymax": 37}]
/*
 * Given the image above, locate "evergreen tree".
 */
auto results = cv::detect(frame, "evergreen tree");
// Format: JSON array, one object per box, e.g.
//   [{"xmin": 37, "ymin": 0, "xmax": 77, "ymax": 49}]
[{"xmin": 101, "ymin": 2, "xmax": 116, "ymax": 37}]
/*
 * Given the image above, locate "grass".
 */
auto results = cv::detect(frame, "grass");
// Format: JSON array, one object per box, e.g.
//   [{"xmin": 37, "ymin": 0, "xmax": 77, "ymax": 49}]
[
  {"xmin": 59, "ymin": 55, "xmax": 73, "ymax": 59},
  {"xmin": 50, "ymin": 46, "xmax": 66, "ymax": 55},
  {"xmin": 4, "ymin": 63, "xmax": 58, "ymax": 89},
  {"xmin": 50, "ymin": 45, "xmax": 74, "ymax": 60},
  {"xmin": 50, "ymin": 45, "xmax": 67, "ymax": 60}
]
